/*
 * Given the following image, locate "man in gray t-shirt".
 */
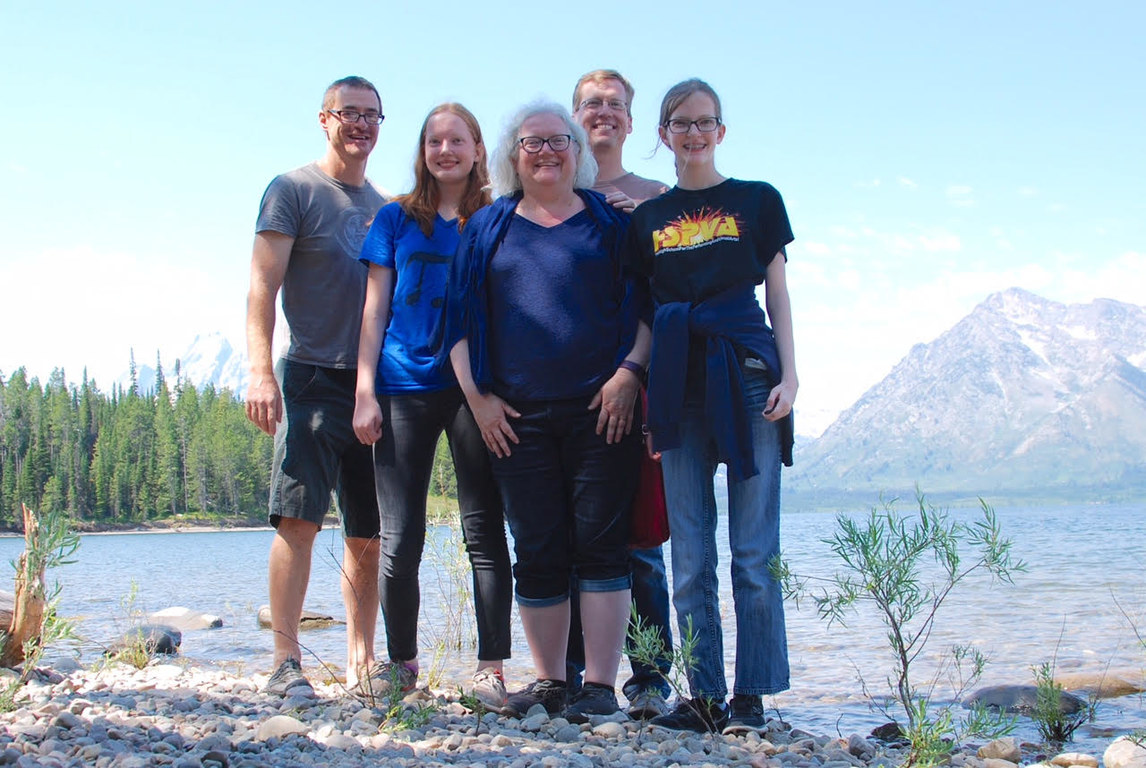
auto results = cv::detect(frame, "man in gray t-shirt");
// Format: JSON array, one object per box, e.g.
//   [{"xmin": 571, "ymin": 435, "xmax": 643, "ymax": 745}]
[
  {"xmin": 245, "ymin": 75, "xmax": 387, "ymax": 697},
  {"xmin": 569, "ymin": 69, "xmax": 674, "ymax": 720}
]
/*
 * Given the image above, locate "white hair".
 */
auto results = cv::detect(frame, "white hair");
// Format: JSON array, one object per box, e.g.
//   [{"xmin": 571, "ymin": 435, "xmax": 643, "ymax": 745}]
[{"xmin": 490, "ymin": 100, "xmax": 598, "ymax": 197}]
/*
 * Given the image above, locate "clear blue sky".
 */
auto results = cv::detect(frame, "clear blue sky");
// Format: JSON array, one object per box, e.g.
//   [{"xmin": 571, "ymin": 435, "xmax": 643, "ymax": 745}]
[{"xmin": 2, "ymin": 1, "xmax": 1143, "ymax": 434}]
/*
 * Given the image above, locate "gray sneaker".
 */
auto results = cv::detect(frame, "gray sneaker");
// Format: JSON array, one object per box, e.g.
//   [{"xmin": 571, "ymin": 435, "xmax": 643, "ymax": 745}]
[
  {"xmin": 469, "ymin": 667, "xmax": 508, "ymax": 712},
  {"xmin": 358, "ymin": 661, "xmax": 418, "ymax": 704},
  {"xmin": 627, "ymin": 688, "xmax": 669, "ymax": 719},
  {"xmin": 264, "ymin": 658, "xmax": 314, "ymax": 696}
]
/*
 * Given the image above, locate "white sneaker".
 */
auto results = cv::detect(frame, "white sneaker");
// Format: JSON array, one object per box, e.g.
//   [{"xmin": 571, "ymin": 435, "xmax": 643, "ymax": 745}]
[{"xmin": 469, "ymin": 667, "xmax": 508, "ymax": 712}]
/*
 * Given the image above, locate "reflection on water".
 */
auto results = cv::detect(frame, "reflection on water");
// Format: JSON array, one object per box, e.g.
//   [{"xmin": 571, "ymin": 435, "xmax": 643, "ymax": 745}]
[{"xmin": 2, "ymin": 502, "xmax": 1142, "ymax": 752}]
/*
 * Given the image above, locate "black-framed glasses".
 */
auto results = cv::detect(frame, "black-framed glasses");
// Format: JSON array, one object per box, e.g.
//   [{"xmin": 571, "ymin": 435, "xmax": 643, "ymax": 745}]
[
  {"xmin": 577, "ymin": 98, "xmax": 627, "ymax": 113},
  {"xmin": 328, "ymin": 109, "xmax": 385, "ymax": 126},
  {"xmin": 664, "ymin": 117, "xmax": 721, "ymax": 134},
  {"xmin": 518, "ymin": 134, "xmax": 573, "ymax": 153}
]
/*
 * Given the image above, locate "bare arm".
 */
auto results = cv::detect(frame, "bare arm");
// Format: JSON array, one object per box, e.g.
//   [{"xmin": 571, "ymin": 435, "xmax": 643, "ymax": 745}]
[
  {"xmin": 352, "ymin": 264, "xmax": 395, "ymax": 445},
  {"xmin": 245, "ymin": 231, "xmax": 293, "ymax": 436},
  {"xmin": 590, "ymin": 320, "xmax": 651, "ymax": 443},
  {"xmin": 449, "ymin": 339, "xmax": 520, "ymax": 458},
  {"xmin": 763, "ymin": 254, "xmax": 798, "ymax": 421}
]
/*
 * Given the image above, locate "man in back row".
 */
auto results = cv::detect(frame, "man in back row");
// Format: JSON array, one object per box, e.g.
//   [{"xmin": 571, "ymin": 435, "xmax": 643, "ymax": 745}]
[
  {"xmin": 567, "ymin": 68, "xmax": 675, "ymax": 719},
  {"xmin": 245, "ymin": 76, "xmax": 388, "ymax": 696}
]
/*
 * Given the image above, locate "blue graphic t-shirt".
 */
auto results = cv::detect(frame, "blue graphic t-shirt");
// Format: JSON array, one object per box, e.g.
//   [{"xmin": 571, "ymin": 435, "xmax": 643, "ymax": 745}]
[{"xmin": 360, "ymin": 202, "xmax": 460, "ymax": 393}]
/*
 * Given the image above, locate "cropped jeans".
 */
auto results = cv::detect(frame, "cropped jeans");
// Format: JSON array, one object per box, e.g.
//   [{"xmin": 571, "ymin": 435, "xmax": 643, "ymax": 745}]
[
  {"xmin": 373, "ymin": 387, "xmax": 512, "ymax": 663},
  {"xmin": 492, "ymin": 395, "xmax": 639, "ymax": 606},
  {"xmin": 659, "ymin": 368, "xmax": 789, "ymax": 700}
]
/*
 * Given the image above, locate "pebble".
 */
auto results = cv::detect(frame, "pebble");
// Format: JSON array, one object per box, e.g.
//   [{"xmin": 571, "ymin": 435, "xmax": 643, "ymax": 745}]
[{"xmin": 0, "ymin": 662, "xmax": 1138, "ymax": 767}]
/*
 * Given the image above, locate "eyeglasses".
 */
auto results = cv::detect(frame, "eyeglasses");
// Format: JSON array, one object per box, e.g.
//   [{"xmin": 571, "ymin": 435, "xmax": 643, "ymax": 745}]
[
  {"xmin": 327, "ymin": 109, "xmax": 385, "ymax": 126},
  {"xmin": 577, "ymin": 98, "xmax": 627, "ymax": 113},
  {"xmin": 518, "ymin": 134, "xmax": 573, "ymax": 153},
  {"xmin": 664, "ymin": 117, "xmax": 721, "ymax": 134}
]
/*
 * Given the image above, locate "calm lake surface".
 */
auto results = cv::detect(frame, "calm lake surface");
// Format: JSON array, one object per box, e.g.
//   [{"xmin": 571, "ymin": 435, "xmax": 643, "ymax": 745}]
[{"xmin": 3, "ymin": 501, "xmax": 1143, "ymax": 752}]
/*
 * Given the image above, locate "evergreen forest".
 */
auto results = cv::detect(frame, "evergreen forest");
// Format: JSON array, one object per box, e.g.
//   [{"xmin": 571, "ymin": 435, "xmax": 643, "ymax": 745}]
[
  {"xmin": 0, "ymin": 359, "xmax": 462, "ymax": 531},
  {"xmin": 0, "ymin": 360, "xmax": 272, "ymax": 529}
]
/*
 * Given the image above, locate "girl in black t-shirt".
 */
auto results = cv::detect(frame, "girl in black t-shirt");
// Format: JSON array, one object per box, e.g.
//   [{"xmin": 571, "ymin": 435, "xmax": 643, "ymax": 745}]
[{"xmin": 626, "ymin": 78, "xmax": 798, "ymax": 734}]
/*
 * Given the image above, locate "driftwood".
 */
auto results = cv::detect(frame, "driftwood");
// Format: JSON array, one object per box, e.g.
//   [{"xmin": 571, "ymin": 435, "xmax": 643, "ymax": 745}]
[{"xmin": 1, "ymin": 505, "xmax": 48, "ymax": 667}]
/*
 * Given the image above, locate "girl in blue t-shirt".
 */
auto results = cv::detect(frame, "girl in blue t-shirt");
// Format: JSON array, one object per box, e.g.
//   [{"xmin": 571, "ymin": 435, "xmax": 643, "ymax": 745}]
[{"xmin": 353, "ymin": 103, "xmax": 512, "ymax": 710}]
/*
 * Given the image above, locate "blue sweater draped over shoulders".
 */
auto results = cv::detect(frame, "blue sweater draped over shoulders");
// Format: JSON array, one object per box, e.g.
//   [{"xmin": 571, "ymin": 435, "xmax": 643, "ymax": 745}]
[
  {"xmin": 435, "ymin": 189, "xmax": 635, "ymax": 393},
  {"xmin": 646, "ymin": 284, "xmax": 794, "ymax": 480}
]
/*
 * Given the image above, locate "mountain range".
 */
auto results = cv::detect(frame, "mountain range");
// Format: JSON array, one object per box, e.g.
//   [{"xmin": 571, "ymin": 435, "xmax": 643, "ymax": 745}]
[
  {"xmin": 786, "ymin": 288, "xmax": 1146, "ymax": 506},
  {"xmin": 120, "ymin": 288, "xmax": 1146, "ymax": 505}
]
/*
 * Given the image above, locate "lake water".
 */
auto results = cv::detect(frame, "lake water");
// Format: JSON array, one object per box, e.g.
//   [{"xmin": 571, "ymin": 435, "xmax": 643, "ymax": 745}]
[{"xmin": 2, "ymin": 501, "xmax": 1143, "ymax": 753}]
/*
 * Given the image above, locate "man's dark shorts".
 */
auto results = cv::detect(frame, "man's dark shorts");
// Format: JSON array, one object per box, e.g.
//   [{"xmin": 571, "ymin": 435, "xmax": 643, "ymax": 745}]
[{"xmin": 269, "ymin": 360, "xmax": 379, "ymax": 539}]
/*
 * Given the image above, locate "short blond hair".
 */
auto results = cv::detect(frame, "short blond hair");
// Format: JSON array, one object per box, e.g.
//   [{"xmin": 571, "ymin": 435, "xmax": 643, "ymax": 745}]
[{"xmin": 572, "ymin": 69, "xmax": 635, "ymax": 117}]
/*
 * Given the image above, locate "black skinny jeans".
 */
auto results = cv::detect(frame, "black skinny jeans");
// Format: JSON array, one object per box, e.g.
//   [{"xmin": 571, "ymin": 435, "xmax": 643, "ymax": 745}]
[{"xmin": 372, "ymin": 387, "xmax": 512, "ymax": 662}]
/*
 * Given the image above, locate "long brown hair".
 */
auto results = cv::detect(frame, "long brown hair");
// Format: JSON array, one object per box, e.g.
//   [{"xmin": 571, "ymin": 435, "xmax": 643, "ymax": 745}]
[{"xmin": 397, "ymin": 103, "xmax": 491, "ymax": 236}]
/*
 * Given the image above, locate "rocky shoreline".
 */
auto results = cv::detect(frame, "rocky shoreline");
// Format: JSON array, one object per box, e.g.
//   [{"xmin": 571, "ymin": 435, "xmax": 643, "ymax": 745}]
[{"xmin": 1, "ymin": 661, "xmax": 1143, "ymax": 768}]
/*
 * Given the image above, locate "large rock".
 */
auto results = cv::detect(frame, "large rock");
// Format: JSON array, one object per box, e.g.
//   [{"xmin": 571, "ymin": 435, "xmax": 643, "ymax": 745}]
[
  {"xmin": 257, "ymin": 605, "xmax": 343, "ymax": 630},
  {"xmin": 1105, "ymin": 737, "xmax": 1146, "ymax": 768},
  {"xmin": 148, "ymin": 607, "xmax": 223, "ymax": 631},
  {"xmin": 978, "ymin": 737, "xmax": 1022, "ymax": 763},
  {"xmin": 964, "ymin": 684, "xmax": 1085, "ymax": 714},
  {"xmin": 106, "ymin": 624, "xmax": 182, "ymax": 657},
  {"xmin": 1055, "ymin": 672, "xmax": 1146, "ymax": 699},
  {"xmin": 256, "ymin": 715, "xmax": 309, "ymax": 741},
  {"xmin": 1052, "ymin": 752, "xmax": 1099, "ymax": 767}
]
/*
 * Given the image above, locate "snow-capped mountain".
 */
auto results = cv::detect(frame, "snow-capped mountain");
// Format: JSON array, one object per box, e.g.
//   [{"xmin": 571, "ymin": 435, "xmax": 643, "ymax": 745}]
[
  {"xmin": 119, "ymin": 333, "xmax": 249, "ymax": 396},
  {"xmin": 787, "ymin": 288, "xmax": 1146, "ymax": 504},
  {"xmin": 177, "ymin": 333, "xmax": 248, "ymax": 394}
]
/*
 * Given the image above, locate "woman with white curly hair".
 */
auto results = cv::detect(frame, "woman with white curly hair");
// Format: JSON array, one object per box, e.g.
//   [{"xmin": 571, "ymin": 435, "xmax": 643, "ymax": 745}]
[{"xmin": 439, "ymin": 100, "xmax": 651, "ymax": 721}]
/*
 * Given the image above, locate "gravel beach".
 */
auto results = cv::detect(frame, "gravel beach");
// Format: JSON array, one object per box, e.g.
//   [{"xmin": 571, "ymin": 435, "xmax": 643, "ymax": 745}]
[{"xmin": 1, "ymin": 661, "xmax": 1141, "ymax": 768}]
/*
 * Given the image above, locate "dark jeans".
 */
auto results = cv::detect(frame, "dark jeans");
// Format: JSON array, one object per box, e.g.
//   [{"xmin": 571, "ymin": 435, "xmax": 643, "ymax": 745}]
[
  {"xmin": 271, "ymin": 360, "xmax": 378, "ymax": 538},
  {"xmin": 567, "ymin": 544, "xmax": 674, "ymax": 698},
  {"xmin": 373, "ymin": 388, "xmax": 512, "ymax": 662},
  {"xmin": 492, "ymin": 396, "xmax": 640, "ymax": 605}
]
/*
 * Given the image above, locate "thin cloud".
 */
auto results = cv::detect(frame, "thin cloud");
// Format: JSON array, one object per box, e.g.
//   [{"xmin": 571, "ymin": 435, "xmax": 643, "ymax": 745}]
[
  {"xmin": 897, "ymin": 177, "xmax": 918, "ymax": 188},
  {"xmin": 946, "ymin": 184, "xmax": 975, "ymax": 207},
  {"xmin": 801, "ymin": 241, "xmax": 832, "ymax": 255}
]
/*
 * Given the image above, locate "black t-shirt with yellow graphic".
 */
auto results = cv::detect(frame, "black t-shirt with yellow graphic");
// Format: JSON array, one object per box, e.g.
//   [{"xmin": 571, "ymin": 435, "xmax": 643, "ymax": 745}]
[
  {"xmin": 624, "ymin": 178, "xmax": 793, "ymax": 306},
  {"xmin": 624, "ymin": 178, "xmax": 794, "ymax": 400}
]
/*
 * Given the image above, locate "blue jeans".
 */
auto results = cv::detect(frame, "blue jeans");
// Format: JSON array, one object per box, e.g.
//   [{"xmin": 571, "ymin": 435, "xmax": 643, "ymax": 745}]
[{"xmin": 660, "ymin": 369, "xmax": 789, "ymax": 699}]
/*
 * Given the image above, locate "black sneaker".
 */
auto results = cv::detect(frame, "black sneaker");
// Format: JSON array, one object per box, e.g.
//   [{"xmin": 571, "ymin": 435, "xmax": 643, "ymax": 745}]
[
  {"xmin": 504, "ymin": 679, "xmax": 568, "ymax": 717},
  {"xmin": 564, "ymin": 682, "xmax": 619, "ymax": 723},
  {"xmin": 650, "ymin": 698, "xmax": 729, "ymax": 733},
  {"xmin": 722, "ymin": 694, "xmax": 766, "ymax": 735}
]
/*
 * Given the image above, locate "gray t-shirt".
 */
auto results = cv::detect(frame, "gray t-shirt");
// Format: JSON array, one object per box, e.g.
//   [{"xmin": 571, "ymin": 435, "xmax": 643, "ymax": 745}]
[
  {"xmin": 592, "ymin": 172, "xmax": 668, "ymax": 206},
  {"xmin": 256, "ymin": 163, "xmax": 387, "ymax": 369}
]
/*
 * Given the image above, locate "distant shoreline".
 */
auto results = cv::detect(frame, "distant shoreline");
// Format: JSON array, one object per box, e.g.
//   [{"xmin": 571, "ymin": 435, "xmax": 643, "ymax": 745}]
[
  {"xmin": 0, "ymin": 519, "xmax": 273, "ymax": 538},
  {"xmin": 0, "ymin": 496, "xmax": 463, "ymax": 538}
]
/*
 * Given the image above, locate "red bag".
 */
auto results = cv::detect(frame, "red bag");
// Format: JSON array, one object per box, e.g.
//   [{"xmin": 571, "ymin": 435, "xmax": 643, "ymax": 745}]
[{"xmin": 629, "ymin": 389, "xmax": 669, "ymax": 549}]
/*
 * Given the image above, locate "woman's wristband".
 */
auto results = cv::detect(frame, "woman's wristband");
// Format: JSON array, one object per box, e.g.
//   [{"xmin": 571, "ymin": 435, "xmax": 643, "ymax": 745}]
[{"xmin": 617, "ymin": 360, "xmax": 646, "ymax": 380}]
